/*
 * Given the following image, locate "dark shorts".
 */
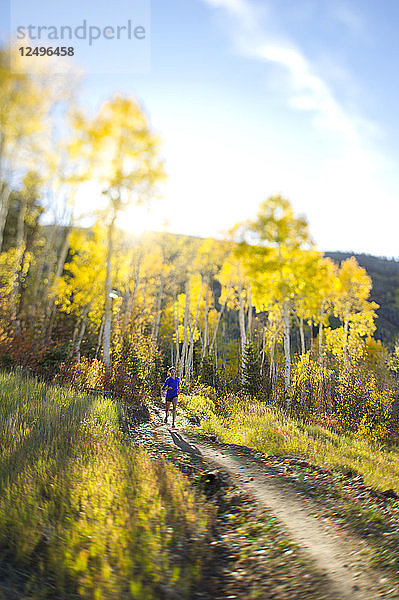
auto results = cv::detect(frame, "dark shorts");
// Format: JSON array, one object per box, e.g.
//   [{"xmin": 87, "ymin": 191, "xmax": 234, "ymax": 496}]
[{"xmin": 166, "ymin": 396, "xmax": 178, "ymax": 404}]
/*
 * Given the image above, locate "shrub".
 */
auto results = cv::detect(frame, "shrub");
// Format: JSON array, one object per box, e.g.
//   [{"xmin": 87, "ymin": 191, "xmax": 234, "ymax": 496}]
[
  {"xmin": 289, "ymin": 350, "xmax": 395, "ymax": 441},
  {"xmin": 39, "ymin": 342, "xmax": 73, "ymax": 377},
  {"xmin": 181, "ymin": 391, "xmax": 216, "ymax": 420},
  {"xmin": 56, "ymin": 357, "xmax": 108, "ymax": 391},
  {"xmin": 334, "ymin": 361, "xmax": 394, "ymax": 440}
]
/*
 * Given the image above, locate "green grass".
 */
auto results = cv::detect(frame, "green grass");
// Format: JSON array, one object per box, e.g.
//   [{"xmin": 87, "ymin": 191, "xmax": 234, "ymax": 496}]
[
  {"xmin": 0, "ymin": 372, "xmax": 210, "ymax": 599},
  {"xmin": 192, "ymin": 397, "xmax": 399, "ymax": 494}
]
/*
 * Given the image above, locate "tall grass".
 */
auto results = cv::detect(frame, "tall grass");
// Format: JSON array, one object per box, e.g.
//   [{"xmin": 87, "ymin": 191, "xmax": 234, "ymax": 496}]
[
  {"xmin": 0, "ymin": 372, "xmax": 210, "ymax": 599},
  {"xmin": 196, "ymin": 398, "xmax": 399, "ymax": 494}
]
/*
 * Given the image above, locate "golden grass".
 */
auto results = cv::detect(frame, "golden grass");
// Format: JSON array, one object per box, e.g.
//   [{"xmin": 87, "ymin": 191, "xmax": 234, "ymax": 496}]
[
  {"xmin": 0, "ymin": 372, "xmax": 210, "ymax": 599},
  {"xmin": 197, "ymin": 399, "xmax": 399, "ymax": 494}
]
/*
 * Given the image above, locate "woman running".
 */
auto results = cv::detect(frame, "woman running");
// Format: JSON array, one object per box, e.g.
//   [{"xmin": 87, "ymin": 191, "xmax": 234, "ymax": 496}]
[{"xmin": 161, "ymin": 367, "xmax": 180, "ymax": 427}]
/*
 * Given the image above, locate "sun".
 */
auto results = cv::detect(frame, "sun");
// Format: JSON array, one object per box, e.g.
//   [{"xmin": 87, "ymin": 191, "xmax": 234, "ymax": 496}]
[{"xmin": 120, "ymin": 203, "xmax": 163, "ymax": 236}]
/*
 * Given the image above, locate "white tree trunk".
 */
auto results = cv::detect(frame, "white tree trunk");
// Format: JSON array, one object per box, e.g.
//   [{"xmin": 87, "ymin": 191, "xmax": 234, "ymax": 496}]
[
  {"xmin": 260, "ymin": 326, "xmax": 267, "ymax": 374},
  {"xmin": 123, "ymin": 253, "xmax": 142, "ymax": 331},
  {"xmin": 138, "ymin": 280, "xmax": 148, "ymax": 333},
  {"xmin": 202, "ymin": 279, "xmax": 209, "ymax": 358},
  {"xmin": 187, "ymin": 282, "xmax": 203, "ymax": 381},
  {"xmin": 238, "ymin": 282, "xmax": 246, "ymax": 353},
  {"xmin": 95, "ymin": 317, "xmax": 104, "ymax": 359},
  {"xmin": 179, "ymin": 280, "xmax": 190, "ymax": 379},
  {"xmin": 54, "ymin": 227, "xmax": 71, "ymax": 280},
  {"xmin": 318, "ymin": 320, "xmax": 323, "ymax": 357},
  {"xmin": 247, "ymin": 287, "xmax": 252, "ymax": 339},
  {"xmin": 43, "ymin": 226, "xmax": 71, "ymax": 342},
  {"xmin": 31, "ymin": 225, "xmax": 57, "ymax": 313},
  {"xmin": 71, "ymin": 318, "xmax": 79, "ymax": 346},
  {"xmin": 310, "ymin": 318, "xmax": 314, "ymax": 352},
  {"xmin": 210, "ymin": 298, "xmax": 226, "ymax": 352},
  {"xmin": 269, "ymin": 337, "xmax": 275, "ymax": 381},
  {"xmin": 103, "ymin": 213, "xmax": 116, "ymax": 369},
  {"xmin": 343, "ymin": 307, "xmax": 349, "ymax": 363},
  {"xmin": 173, "ymin": 296, "xmax": 180, "ymax": 368},
  {"xmin": 10, "ymin": 192, "xmax": 28, "ymax": 332},
  {"xmin": 0, "ymin": 184, "xmax": 11, "ymax": 252},
  {"xmin": 152, "ymin": 275, "xmax": 164, "ymax": 343},
  {"xmin": 299, "ymin": 318, "xmax": 305, "ymax": 355},
  {"xmin": 186, "ymin": 315, "xmax": 193, "ymax": 380},
  {"xmin": 318, "ymin": 303, "xmax": 325, "ymax": 357},
  {"xmin": 283, "ymin": 300, "xmax": 291, "ymax": 409}
]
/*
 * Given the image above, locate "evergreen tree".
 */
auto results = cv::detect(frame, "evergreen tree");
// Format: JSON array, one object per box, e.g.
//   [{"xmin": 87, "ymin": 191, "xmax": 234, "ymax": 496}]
[
  {"xmin": 200, "ymin": 351, "xmax": 216, "ymax": 387},
  {"xmin": 242, "ymin": 339, "xmax": 262, "ymax": 397}
]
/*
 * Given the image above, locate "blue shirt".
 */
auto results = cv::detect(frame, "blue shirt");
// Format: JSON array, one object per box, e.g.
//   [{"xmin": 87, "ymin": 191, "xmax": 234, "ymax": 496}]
[{"xmin": 162, "ymin": 376, "xmax": 180, "ymax": 399}]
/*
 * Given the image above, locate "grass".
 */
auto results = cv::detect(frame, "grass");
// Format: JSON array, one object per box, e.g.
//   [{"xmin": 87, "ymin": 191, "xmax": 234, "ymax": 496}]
[
  {"xmin": 0, "ymin": 372, "xmax": 211, "ymax": 599},
  {"xmin": 191, "ymin": 397, "xmax": 399, "ymax": 494}
]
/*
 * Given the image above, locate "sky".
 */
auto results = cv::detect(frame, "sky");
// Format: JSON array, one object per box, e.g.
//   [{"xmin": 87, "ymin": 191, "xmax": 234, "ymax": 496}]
[{"xmin": 2, "ymin": 0, "xmax": 399, "ymax": 257}]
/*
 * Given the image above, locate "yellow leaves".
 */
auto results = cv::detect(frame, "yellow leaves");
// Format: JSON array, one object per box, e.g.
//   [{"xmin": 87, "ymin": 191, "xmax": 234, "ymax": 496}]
[
  {"xmin": 292, "ymin": 352, "xmax": 331, "ymax": 390},
  {"xmin": 193, "ymin": 238, "xmax": 229, "ymax": 277},
  {"xmin": 336, "ymin": 257, "xmax": 372, "ymax": 306},
  {"xmin": 324, "ymin": 327, "xmax": 347, "ymax": 358},
  {"xmin": 218, "ymin": 252, "xmax": 247, "ymax": 287},
  {"xmin": 332, "ymin": 277, "xmax": 341, "ymax": 291},
  {"xmin": 0, "ymin": 248, "xmax": 20, "ymax": 293},
  {"xmin": 247, "ymin": 195, "xmax": 312, "ymax": 251},
  {"xmin": 52, "ymin": 222, "xmax": 108, "ymax": 320},
  {"xmin": 69, "ymin": 94, "xmax": 165, "ymax": 205},
  {"xmin": 0, "ymin": 45, "xmax": 67, "ymax": 173}
]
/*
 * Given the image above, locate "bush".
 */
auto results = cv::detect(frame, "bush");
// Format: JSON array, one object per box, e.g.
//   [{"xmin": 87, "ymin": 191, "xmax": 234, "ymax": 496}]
[
  {"xmin": 39, "ymin": 342, "xmax": 73, "ymax": 377},
  {"xmin": 290, "ymin": 350, "xmax": 395, "ymax": 441},
  {"xmin": 56, "ymin": 332, "xmax": 163, "ymax": 403},
  {"xmin": 181, "ymin": 392, "xmax": 216, "ymax": 420},
  {"xmin": 56, "ymin": 357, "xmax": 108, "ymax": 391},
  {"xmin": 334, "ymin": 361, "xmax": 394, "ymax": 440}
]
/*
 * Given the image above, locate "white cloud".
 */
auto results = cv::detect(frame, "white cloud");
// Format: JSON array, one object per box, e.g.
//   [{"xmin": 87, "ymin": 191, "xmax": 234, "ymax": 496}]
[
  {"xmin": 204, "ymin": 0, "xmax": 250, "ymax": 15},
  {"xmin": 205, "ymin": 0, "xmax": 371, "ymax": 151},
  {"xmin": 201, "ymin": 0, "xmax": 399, "ymax": 256},
  {"xmin": 331, "ymin": 4, "xmax": 366, "ymax": 34}
]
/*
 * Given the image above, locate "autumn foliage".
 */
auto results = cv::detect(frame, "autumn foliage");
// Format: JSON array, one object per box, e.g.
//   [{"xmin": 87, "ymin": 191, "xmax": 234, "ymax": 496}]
[{"xmin": 0, "ymin": 45, "xmax": 397, "ymax": 441}]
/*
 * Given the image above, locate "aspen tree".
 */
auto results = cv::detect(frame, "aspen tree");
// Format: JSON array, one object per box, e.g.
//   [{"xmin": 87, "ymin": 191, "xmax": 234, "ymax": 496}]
[
  {"xmin": 293, "ymin": 252, "xmax": 337, "ymax": 356},
  {"xmin": 217, "ymin": 253, "xmax": 250, "ymax": 357},
  {"xmin": 192, "ymin": 238, "xmax": 227, "ymax": 358},
  {"xmin": 334, "ymin": 257, "xmax": 378, "ymax": 362},
  {"xmin": 51, "ymin": 224, "xmax": 107, "ymax": 357},
  {"xmin": 69, "ymin": 95, "xmax": 164, "ymax": 368},
  {"xmin": 236, "ymin": 196, "xmax": 312, "ymax": 408}
]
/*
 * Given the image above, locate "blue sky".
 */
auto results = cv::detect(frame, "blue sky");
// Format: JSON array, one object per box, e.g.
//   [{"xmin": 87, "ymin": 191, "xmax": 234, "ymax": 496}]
[{"xmin": 2, "ymin": 0, "xmax": 399, "ymax": 257}]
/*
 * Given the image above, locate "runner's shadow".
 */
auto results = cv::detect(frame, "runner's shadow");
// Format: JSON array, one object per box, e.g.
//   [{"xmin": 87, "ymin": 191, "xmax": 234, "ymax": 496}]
[{"xmin": 169, "ymin": 431, "xmax": 202, "ymax": 455}]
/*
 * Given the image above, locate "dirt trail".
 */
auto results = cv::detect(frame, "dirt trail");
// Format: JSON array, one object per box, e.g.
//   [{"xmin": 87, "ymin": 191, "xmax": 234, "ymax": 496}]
[{"xmin": 151, "ymin": 424, "xmax": 397, "ymax": 600}]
